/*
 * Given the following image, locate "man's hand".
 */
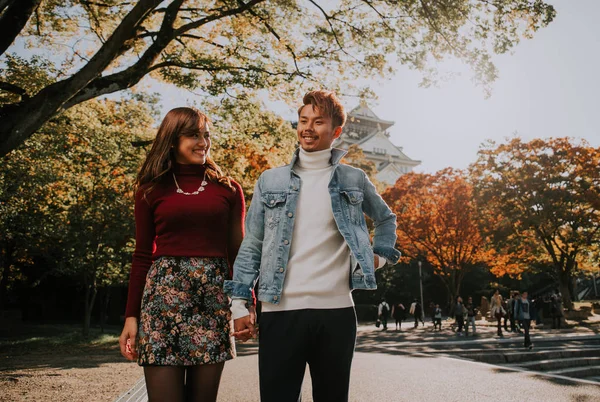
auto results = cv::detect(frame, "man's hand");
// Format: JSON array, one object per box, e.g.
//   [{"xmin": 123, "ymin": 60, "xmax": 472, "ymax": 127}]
[
  {"xmin": 374, "ymin": 255, "xmax": 380, "ymax": 269},
  {"xmin": 233, "ymin": 306, "xmax": 257, "ymax": 342}
]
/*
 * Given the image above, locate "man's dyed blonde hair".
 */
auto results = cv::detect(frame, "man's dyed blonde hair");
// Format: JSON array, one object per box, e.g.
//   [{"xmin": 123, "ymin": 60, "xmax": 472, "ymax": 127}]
[{"xmin": 298, "ymin": 90, "xmax": 347, "ymax": 128}]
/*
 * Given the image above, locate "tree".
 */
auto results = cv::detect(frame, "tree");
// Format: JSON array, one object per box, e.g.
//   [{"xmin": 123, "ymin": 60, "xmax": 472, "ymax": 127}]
[
  {"xmin": 0, "ymin": 0, "xmax": 555, "ymax": 156},
  {"xmin": 203, "ymin": 95, "xmax": 297, "ymax": 202},
  {"xmin": 0, "ymin": 95, "xmax": 155, "ymax": 334},
  {"xmin": 382, "ymin": 168, "xmax": 499, "ymax": 307},
  {"xmin": 470, "ymin": 137, "xmax": 600, "ymax": 309},
  {"xmin": 341, "ymin": 144, "xmax": 384, "ymax": 191}
]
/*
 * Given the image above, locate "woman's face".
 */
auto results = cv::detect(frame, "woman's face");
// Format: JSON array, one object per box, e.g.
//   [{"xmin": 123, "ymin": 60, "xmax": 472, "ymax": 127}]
[{"xmin": 174, "ymin": 122, "xmax": 211, "ymax": 165}]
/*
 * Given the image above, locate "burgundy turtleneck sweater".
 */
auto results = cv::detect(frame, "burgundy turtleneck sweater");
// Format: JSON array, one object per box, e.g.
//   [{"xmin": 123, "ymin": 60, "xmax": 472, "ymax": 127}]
[{"xmin": 124, "ymin": 163, "xmax": 245, "ymax": 318}]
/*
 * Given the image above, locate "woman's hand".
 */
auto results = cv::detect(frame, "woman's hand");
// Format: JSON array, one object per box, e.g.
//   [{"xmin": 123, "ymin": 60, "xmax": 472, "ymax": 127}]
[
  {"xmin": 232, "ymin": 305, "xmax": 257, "ymax": 342},
  {"xmin": 119, "ymin": 317, "xmax": 139, "ymax": 361}
]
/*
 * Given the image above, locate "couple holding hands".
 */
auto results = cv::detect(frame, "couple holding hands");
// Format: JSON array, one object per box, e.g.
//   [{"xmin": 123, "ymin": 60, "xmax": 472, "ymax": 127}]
[{"xmin": 118, "ymin": 90, "xmax": 400, "ymax": 402}]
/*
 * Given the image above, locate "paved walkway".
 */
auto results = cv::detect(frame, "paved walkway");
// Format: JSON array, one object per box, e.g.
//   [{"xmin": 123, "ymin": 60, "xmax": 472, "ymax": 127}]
[{"xmin": 116, "ymin": 322, "xmax": 600, "ymax": 402}]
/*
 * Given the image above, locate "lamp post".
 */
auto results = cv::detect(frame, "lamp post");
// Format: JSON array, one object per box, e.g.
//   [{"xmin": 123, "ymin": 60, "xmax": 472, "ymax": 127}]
[
  {"xmin": 594, "ymin": 267, "xmax": 598, "ymax": 298},
  {"xmin": 418, "ymin": 261, "xmax": 425, "ymax": 324}
]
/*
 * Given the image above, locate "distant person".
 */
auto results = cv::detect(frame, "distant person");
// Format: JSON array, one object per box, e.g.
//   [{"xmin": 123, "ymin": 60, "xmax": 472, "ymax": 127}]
[
  {"xmin": 511, "ymin": 292, "xmax": 522, "ymax": 333},
  {"xmin": 464, "ymin": 296, "xmax": 478, "ymax": 336},
  {"xmin": 515, "ymin": 290, "xmax": 537, "ymax": 350},
  {"xmin": 378, "ymin": 299, "xmax": 391, "ymax": 331},
  {"xmin": 490, "ymin": 289, "xmax": 506, "ymax": 337},
  {"xmin": 507, "ymin": 291, "xmax": 517, "ymax": 332},
  {"xmin": 550, "ymin": 294, "xmax": 564, "ymax": 329},
  {"xmin": 118, "ymin": 107, "xmax": 245, "ymax": 401},
  {"xmin": 391, "ymin": 302, "xmax": 406, "ymax": 330},
  {"xmin": 502, "ymin": 296, "xmax": 510, "ymax": 331},
  {"xmin": 454, "ymin": 296, "xmax": 466, "ymax": 336},
  {"xmin": 433, "ymin": 304, "xmax": 443, "ymax": 331},
  {"xmin": 533, "ymin": 294, "xmax": 544, "ymax": 325},
  {"xmin": 410, "ymin": 299, "xmax": 424, "ymax": 328}
]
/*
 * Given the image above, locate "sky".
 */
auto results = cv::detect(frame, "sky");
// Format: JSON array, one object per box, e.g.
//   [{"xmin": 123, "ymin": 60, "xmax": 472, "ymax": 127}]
[
  {"xmin": 10, "ymin": 0, "xmax": 596, "ymax": 173},
  {"xmin": 149, "ymin": 0, "xmax": 600, "ymax": 173}
]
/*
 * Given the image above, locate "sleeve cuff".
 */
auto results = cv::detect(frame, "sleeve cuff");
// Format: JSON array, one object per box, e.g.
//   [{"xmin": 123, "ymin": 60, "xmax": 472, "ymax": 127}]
[
  {"xmin": 375, "ymin": 254, "xmax": 387, "ymax": 270},
  {"xmin": 373, "ymin": 246, "xmax": 401, "ymax": 265},
  {"xmin": 224, "ymin": 280, "xmax": 254, "ymax": 300},
  {"xmin": 231, "ymin": 299, "xmax": 250, "ymax": 320}
]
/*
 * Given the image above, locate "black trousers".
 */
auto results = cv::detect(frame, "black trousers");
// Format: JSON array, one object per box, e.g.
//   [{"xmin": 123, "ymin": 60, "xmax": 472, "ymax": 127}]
[
  {"xmin": 522, "ymin": 319, "xmax": 532, "ymax": 347},
  {"xmin": 455, "ymin": 314, "xmax": 464, "ymax": 333},
  {"xmin": 259, "ymin": 307, "xmax": 357, "ymax": 402}
]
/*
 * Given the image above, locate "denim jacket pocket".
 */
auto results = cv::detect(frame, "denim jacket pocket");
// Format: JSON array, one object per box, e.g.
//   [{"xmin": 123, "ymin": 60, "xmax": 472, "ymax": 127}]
[
  {"xmin": 340, "ymin": 190, "xmax": 364, "ymax": 225},
  {"xmin": 261, "ymin": 192, "xmax": 287, "ymax": 229}
]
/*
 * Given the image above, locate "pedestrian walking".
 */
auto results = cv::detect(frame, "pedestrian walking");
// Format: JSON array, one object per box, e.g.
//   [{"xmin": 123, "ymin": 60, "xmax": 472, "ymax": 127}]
[
  {"xmin": 502, "ymin": 297, "xmax": 510, "ymax": 331},
  {"xmin": 454, "ymin": 296, "xmax": 466, "ymax": 336},
  {"xmin": 410, "ymin": 299, "xmax": 424, "ymax": 328},
  {"xmin": 224, "ymin": 90, "xmax": 401, "ymax": 402},
  {"xmin": 378, "ymin": 299, "xmax": 391, "ymax": 331},
  {"xmin": 391, "ymin": 302, "xmax": 406, "ymax": 330},
  {"xmin": 118, "ymin": 107, "xmax": 246, "ymax": 401},
  {"xmin": 515, "ymin": 290, "xmax": 537, "ymax": 350},
  {"xmin": 490, "ymin": 289, "xmax": 506, "ymax": 337},
  {"xmin": 510, "ymin": 292, "xmax": 522, "ymax": 333},
  {"xmin": 464, "ymin": 296, "xmax": 478, "ymax": 336},
  {"xmin": 433, "ymin": 304, "xmax": 443, "ymax": 331},
  {"xmin": 550, "ymin": 294, "xmax": 564, "ymax": 329}
]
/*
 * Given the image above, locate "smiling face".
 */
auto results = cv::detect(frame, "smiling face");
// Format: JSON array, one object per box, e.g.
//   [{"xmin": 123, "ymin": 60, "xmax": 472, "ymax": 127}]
[
  {"xmin": 297, "ymin": 105, "xmax": 342, "ymax": 152},
  {"xmin": 174, "ymin": 122, "xmax": 210, "ymax": 165}
]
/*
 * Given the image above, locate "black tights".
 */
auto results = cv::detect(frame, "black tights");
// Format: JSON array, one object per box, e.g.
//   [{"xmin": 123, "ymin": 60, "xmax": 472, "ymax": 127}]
[{"xmin": 143, "ymin": 362, "xmax": 225, "ymax": 402}]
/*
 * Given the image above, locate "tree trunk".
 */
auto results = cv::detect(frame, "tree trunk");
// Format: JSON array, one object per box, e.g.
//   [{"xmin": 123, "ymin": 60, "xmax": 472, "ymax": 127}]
[
  {"xmin": 558, "ymin": 269, "xmax": 573, "ymax": 310},
  {"xmin": 83, "ymin": 284, "xmax": 98, "ymax": 338},
  {"xmin": 99, "ymin": 287, "xmax": 111, "ymax": 334},
  {"xmin": 0, "ymin": 242, "xmax": 15, "ymax": 311},
  {"xmin": 0, "ymin": 0, "xmax": 163, "ymax": 157}
]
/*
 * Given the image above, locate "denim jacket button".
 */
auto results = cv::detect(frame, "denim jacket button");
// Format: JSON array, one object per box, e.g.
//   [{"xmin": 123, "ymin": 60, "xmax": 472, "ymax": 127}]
[
  {"xmin": 287, "ymin": 212, "xmax": 293, "ymax": 218},
  {"xmin": 283, "ymin": 239, "xmax": 289, "ymax": 245},
  {"xmin": 273, "ymin": 295, "xmax": 278, "ymax": 301},
  {"xmin": 292, "ymin": 186, "xmax": 298, "ymax": 191},
  {"xmin": 279, "ymin": 268, "xmax": 284, "ymax": 273},
  {"xmin": 270, "ymin": 199, "xmax": 275, "ymax": 205}
]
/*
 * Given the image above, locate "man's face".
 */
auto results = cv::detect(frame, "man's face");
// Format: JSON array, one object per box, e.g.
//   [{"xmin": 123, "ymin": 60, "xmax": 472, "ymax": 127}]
[
  {"xmin": 297, "ymin": 105, "xmax": 342, "ymax": 152},
  {"xmin": 522, "ymin": 292, "xmax": 528, "ymax": 299}
]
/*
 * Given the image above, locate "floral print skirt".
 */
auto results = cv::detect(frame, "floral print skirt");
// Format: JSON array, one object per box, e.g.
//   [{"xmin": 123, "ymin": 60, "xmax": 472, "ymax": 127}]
[{"xmin": 137, "ymin": 256, "xmax": 235, "ymax": 366}]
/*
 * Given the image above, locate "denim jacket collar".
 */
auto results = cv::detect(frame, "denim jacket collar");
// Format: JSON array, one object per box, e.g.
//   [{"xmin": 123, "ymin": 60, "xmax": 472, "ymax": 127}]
[{"xmin": 288, "ymin": 147, "xmax": 347, "ymax": 169}]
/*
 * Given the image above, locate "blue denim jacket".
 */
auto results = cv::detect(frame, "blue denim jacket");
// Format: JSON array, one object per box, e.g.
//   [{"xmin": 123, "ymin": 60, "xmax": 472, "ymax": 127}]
[{"xmin": 223, "ymin": 148, "xmax": 401, "ymax": 304}]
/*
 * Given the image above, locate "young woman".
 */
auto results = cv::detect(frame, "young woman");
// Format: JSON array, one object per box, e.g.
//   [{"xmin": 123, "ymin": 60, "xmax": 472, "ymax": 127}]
[
  {"xmin": 490, "ymin": 289, "xmax": 505, "ymax": 337},
  {"xmin": 118, "ymin": 107, "xmax": 245, "ymax": 401},
  {"xmin": 391, "ymin": 302, "xmax": 406, "ymax": 330}
]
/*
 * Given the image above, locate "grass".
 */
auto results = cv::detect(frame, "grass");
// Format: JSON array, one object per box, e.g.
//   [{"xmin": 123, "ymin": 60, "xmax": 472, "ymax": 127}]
[{"xmin": 0, "ymin": 323, "xmax": 121, "ymax": 354}]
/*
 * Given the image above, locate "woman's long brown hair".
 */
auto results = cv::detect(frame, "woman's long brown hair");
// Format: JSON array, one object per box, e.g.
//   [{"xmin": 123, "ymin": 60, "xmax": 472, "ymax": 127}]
[{"xmin": 136, "ymin": 107, "xmax": 235, "ymax": 198}]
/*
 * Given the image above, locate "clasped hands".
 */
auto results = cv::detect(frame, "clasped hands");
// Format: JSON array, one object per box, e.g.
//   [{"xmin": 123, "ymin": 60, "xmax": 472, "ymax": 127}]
[{"xmin": 232, "ymin": 305, "xmax": 257, "ymax": 342}]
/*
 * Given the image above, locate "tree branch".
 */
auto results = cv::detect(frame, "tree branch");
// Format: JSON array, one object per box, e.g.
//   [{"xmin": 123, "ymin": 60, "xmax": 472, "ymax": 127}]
[
  {"xmin": 63, "ymin": 0, "xmax": 269, "ymax": 109},
  {"xmin": 0, "ymin": 81, "xmax": 29, "ymax": 100},
  {"xmin": 0, "ymin": 0, "xmax": 42, "ymax": 57}
]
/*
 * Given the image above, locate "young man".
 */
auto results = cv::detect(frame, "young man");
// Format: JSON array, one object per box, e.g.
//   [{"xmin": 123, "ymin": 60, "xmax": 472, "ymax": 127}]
[
  {"xmin": 464, "ymin": 296, "xmax": 478, "ymax": 336},
  {"xmin": 224, "ymin": 90, "xmax": 400, "ymax": 402},
  {"xmin": 515, "ymin": 290, "xmax": 537, "ymax": 350},
  {"xmin": 433, "ymin": 304, "xmax": 443, "ymax": 331},
  {"xmin": 511, "ymin": 291, "xmax": 523, "ymax": 333},
  {"xmin": 378, "ymin": 298, "xmax": 390, "ymax": 331}
]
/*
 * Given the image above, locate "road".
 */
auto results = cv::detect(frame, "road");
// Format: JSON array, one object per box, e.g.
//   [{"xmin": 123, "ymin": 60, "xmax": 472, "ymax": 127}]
[{"xmin": 117, "ymin": 322, "xmax": 600, "ymax": 402}]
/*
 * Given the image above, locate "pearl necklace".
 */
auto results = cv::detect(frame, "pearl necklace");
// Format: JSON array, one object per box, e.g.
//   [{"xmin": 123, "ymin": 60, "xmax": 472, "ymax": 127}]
[{"xmin": 172, "ymin": 169, "xmax": 208, "ymax": 195}]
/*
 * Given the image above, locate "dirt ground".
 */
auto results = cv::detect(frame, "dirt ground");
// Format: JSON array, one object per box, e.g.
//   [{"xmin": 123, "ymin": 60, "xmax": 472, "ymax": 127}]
[{"xmin": 0, "ymin": 326, "xmax": 143, "ymax": 402}]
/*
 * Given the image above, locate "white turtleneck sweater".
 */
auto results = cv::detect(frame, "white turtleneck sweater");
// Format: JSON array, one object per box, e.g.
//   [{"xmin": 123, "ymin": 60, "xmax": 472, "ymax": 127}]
[{"xmin": 231, "ymin": 147, "xmax": 385, "ymax": 319}]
